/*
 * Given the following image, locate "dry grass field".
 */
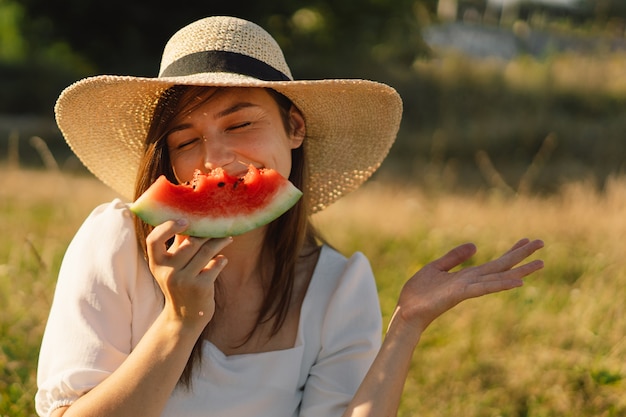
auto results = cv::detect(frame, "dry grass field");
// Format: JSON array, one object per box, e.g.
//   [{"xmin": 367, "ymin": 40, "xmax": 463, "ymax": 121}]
[
  {"xmin": 1, "ymin": 167, "xmax": 624, "ymax": 416},
  {"xmin": 316, "ymin": 177, "xmax": 626, "ymax": 416}
]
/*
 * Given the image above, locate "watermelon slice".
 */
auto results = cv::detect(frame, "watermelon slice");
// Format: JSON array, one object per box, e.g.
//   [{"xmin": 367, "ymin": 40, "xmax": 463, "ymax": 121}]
[{"xmin": 129, "ymin": 165, "xmax": 302, "ymax": 238}]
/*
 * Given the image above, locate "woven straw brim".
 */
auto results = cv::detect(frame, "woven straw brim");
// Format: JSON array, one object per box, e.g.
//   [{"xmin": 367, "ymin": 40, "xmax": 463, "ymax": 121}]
[{"xmin": 55, "ymin": 73, "xmax": 402, "ymax": 213}]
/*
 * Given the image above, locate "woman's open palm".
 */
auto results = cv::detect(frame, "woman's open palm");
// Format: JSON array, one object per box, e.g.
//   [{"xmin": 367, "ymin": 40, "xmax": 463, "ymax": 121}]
[{"xmin": 395, "ymin": 238, "xmax": 544, "ymax": 334}]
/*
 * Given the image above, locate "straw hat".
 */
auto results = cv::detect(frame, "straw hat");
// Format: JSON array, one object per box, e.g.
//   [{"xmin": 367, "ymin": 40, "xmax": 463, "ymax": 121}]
[{"xmin": 55, "ymin": 16, "xmax": 403, "ymax": 213}]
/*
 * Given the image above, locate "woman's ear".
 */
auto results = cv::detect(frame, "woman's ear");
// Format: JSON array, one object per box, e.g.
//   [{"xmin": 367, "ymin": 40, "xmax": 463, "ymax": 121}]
[{"xmin": 288, "ymin": 106, "xmax": 306, "ymax": 149}]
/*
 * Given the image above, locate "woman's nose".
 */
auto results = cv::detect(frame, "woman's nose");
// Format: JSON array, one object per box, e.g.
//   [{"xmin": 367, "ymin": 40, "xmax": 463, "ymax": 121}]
[{"xmin": 202, "ymin": 136, "xmax": 235, "ymax": 171}]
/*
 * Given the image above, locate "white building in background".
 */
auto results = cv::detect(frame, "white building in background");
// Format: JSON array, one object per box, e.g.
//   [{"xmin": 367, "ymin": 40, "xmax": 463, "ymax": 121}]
[
  {"xmin": 428, "ymin": 0, "xmax": 626, "ymax": 61},
  {"xmin": 437, "ymin": 0, "xmax": 591, "ymax": 24}
]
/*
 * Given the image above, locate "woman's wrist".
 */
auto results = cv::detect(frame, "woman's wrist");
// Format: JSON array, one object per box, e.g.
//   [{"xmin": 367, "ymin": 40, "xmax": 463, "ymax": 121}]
[
  {"xmin": 385, "ymin": 306, "xmax": 424, "ymax": 350},
  {"xmin": 156, "ymin": 308, "xmax": 208, "ymax": 344}
]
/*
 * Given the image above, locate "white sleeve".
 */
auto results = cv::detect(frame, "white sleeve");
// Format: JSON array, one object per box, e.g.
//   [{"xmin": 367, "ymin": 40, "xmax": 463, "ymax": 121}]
[
  {"xmin": 299, "ymin": 251, "xmax": 383, "ymax": 417},
  {"xmin": 35, "ymin": 199, "xmax": 143, "ymax": 417}
]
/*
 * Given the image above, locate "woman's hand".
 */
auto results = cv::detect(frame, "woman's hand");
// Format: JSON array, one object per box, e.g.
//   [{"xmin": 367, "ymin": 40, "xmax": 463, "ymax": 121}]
[
  {"xmin": 393, "ymin": 238, "xmax": 544, "ymax": 337},
  {"xmin": 146, "ymin": 218, "xmax": 232, "ymax": 328},
  {"xmin": 345, "ymin": 239, "xmax": 544, "ymax": 417}
]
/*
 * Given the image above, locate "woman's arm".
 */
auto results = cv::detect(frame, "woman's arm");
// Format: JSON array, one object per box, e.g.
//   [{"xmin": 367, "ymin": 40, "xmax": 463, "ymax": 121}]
[
  {"xmin": 50, "ymin": 219, "xmax": 231, "ymax": 417},
  {"xmin": 50, "ymin": 310, "xmax": 206, "ymax": 417},
  {"xmin": 343, "ymin": 238, "xmax": 544, "ymax": 417}
]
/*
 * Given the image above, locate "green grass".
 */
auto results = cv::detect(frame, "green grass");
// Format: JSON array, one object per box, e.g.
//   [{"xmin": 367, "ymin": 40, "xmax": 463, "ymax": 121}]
[
  {"xmin": 315, "ymin": 179, "xmax": 626, "ymax": 417},
  {"xmin": 0, "ymin": 169, "xmax": 119, "ymax": 417},
  {"xmin": 3, "ymin": 167, "xmax": 623, "ymax": 416}
]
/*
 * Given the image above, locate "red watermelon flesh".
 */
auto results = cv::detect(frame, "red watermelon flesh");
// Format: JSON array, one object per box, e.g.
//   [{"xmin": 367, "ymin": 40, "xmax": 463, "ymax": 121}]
[{"xmin": 129, "ymin": 165, "xmax": 302, "ymax": 238}]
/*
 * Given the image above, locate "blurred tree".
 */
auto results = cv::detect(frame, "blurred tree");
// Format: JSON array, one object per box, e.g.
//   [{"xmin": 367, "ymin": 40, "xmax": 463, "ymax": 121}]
[
  {"xmin": 0, "ymin": 0, "xmax": 26, "ymax": 62},
  {"xmin": 594, "ymin": 0, "xmax": 626, "ymax": 21},
  {"xmin": 18, "ymin": 0, "xmax": 434, "ymax": 75},
  {"xmin": 0, "ymin": 0, "xmax": 93, "ymax": 113},
  {"xmin": 3, "ymin": 0, "xmax": 436, "ymax": 114}
]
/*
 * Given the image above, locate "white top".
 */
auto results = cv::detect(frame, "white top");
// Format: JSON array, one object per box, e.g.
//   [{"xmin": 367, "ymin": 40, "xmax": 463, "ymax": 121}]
[{"xmin": 36, "ymin": 199, "xmax": 383, "ymax": 417}]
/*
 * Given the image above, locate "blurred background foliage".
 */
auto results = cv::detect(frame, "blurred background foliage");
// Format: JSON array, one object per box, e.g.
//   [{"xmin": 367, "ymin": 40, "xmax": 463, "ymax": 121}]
[
  {"xmin": 2, "ymin": 0, "xmax": 626, "ymax": 193},
  {"xmin": 1, "ymin": 0, "xmax": 434, "ymax": 113}
]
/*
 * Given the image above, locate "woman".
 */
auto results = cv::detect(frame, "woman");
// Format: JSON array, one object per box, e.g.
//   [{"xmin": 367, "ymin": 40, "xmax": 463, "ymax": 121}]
[{"xmin": 36, "ymin": 16, "xmax": 544, "ymax": 417}]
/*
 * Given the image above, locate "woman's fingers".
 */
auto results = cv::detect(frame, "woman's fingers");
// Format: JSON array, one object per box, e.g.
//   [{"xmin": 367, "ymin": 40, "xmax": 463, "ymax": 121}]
[
  {"xmin": 430, "ymin": 239, "xmax": 543, "ymax": 277},
  {"xmin": 475, "ymin": 239, "xmax": 544, "ymax": 276},
  {"xmin": 430, "ymin": 242, "xmax": 477, "ymax": 272},
  {"xmin": 461, "ymin": 239, "xmax": 544, "ymax": 298},
  {"xmin": 179, "ymin": 237, "xmax": 232, "ymax": 275},
  {"xmin": 466, "ymin": 258, "xmax": 544, "ymax": 298},
  {"xmin": 146, "ymin": 218, "xmax": 232, "ymax": 273},
  {"xmin": 146, "ymin": 218, "xmax": 190, "ymax": 266},
  {"xmin": 506, "ymin": 237, "xmax": 531, "ymax": 253},
  {"xmin": 197, "ymin": 255, "xmax": 228, "ymax": 283}
]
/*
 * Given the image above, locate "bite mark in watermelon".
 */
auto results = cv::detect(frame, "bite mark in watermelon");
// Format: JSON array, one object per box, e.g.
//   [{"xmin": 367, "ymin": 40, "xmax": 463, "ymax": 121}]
[{"xmin": 129, "ymin": 165, "xmax": 302, "ymax": 237}]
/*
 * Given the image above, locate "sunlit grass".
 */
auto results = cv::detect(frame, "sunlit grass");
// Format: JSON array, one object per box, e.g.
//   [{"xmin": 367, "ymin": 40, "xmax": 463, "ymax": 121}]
[
  {"xmin": 1, "ymin": 165, "xmax": 625, "ymax": 416},
  {"xmin": 0, "ymin": 168, "xmax": 118, "ymax": 417},
  {"xmin": 314, "ymin": 176, "xmax": 626, "ymax": 417},
  {"xmin": 413, "ymin": 50, "xmax": 626, "ymax": 97}
]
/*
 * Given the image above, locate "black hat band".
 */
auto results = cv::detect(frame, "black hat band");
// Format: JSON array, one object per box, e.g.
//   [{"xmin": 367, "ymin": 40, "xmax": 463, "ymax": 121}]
[{"xmin": 160, "ymin": 50, "xmax": 291, "ymax": 81}]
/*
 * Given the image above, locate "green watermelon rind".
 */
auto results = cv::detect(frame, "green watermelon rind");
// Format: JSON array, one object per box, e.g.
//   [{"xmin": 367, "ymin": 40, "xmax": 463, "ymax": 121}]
[{"xmin": 130, "ymin": 180, "xmax": 302, "ymax": 238}]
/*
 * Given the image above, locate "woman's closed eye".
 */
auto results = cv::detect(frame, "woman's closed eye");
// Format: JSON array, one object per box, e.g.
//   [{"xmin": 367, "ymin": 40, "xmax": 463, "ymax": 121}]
[
  {"xmin": 172, "ymin": 137, "xmax": 201, "ymax": 151},
  {"xmin": 226, "ymin": 121, "xmax": 252, "ymax": 131}
]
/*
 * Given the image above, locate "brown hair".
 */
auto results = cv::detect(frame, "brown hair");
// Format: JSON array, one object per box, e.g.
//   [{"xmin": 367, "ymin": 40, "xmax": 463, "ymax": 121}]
[{"xmin": 133, "ymin": 85, "xmax": 321, "ymax": 388}]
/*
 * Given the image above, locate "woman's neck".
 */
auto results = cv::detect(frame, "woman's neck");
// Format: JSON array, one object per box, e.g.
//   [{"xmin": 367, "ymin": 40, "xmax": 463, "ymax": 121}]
[{"xmin": 218, "ymin": 226, "xmax": 267, "ymax": 288}]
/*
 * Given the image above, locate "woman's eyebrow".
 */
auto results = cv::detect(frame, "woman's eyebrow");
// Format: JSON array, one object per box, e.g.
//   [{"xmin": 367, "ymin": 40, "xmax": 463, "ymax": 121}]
[
  {"xmin": 167, "ymin": 123, "xmax": 193, "ymax": 135},
  {"xmin": 215, "ymin": 102, "xmax": 258, "ymax": 119}
]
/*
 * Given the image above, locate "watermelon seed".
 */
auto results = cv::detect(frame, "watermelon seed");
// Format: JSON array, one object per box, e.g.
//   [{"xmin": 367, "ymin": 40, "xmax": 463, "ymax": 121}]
[
  {"xmin": 233, "ymin": 178, "xmax": 244, "ymax": 189},
  {"xmin": 217, "ymin": 182, "xmax": 226, "ymax": 187}
]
